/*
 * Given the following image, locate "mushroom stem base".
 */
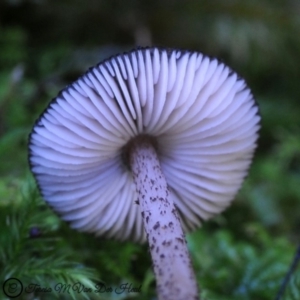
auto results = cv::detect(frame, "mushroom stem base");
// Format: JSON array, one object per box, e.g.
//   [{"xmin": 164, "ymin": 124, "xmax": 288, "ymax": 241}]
[{"xmin": 130, "ymin": 139, "xmax": 199, "ymax": 300}]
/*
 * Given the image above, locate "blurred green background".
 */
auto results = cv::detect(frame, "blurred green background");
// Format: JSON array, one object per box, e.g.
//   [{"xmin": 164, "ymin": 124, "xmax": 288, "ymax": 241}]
[{"xmin": 0, "ymin": 0, "xmax": 299, "ymax": 299}]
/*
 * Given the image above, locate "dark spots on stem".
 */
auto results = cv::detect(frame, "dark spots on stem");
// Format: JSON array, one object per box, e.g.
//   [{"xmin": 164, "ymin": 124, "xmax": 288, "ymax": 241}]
[
  {"xmin": 153, "ymin": 221, "xmax": 160, "ymax": 230},
  {"xmin": 176, "ymin": 237, "xmax": 184, "ymax": 244},
  {"xmin": 162, "ymin": 240, "xmax": 172, "ymax": 247}
]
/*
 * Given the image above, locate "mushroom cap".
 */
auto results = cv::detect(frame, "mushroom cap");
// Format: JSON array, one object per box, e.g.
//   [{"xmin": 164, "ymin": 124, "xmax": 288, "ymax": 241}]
[{"xmin": 29, "ymin": 47, "xmax": 260, "ymax": 242}]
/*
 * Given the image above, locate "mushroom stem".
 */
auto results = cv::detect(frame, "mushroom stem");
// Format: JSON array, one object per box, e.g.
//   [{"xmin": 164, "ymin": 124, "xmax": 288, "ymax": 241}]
[{"xmin": 130, "ymin": 138, "xmax": 199, "ymax": 300}]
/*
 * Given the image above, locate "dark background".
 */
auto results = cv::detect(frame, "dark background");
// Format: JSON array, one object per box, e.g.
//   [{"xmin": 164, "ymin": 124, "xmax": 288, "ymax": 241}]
[{"xmin": 0, "ymin": 0, "xmax": 299, "ymax": 299}]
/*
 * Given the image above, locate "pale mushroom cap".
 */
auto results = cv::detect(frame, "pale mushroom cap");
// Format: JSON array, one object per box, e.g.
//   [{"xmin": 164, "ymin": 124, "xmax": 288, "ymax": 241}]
[{"xmin": 29, "ymin": 47, "xmax": 260, "ymax": 242}]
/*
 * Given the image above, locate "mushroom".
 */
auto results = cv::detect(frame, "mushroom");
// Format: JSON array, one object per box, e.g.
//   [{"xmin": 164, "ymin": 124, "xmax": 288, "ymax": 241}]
[{"xmin": 28, "ymin": 47, "xmax": 260, "ymax": 300}]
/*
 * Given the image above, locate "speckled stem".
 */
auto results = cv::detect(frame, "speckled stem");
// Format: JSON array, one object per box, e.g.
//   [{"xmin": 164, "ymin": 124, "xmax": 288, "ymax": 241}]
[{"xmin": 130, "ymin": 139, "xmax": 199, "ymax": 300}]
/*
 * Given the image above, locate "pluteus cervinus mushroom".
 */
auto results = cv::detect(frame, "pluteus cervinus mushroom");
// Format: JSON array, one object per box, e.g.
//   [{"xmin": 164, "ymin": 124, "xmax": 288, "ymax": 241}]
[{"xmin": 29, "ymin": 47, "xmax": 260, "ymax": 300}]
